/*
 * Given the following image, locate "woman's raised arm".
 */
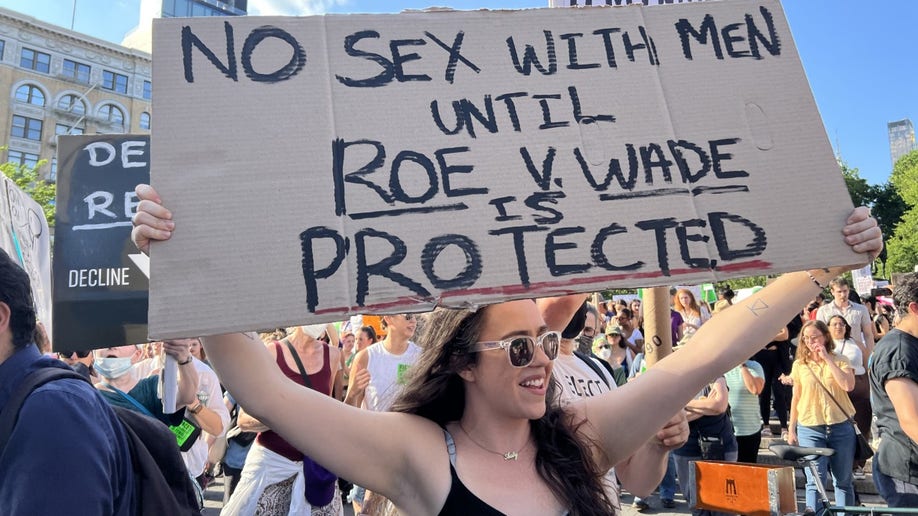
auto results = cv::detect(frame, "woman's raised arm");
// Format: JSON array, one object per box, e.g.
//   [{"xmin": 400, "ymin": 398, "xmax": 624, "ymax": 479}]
[
  {"xmin": 131, "ymin": 184, "xmax": 451, "ymax": 514},
  {"xmin": 575, "ymin": 207, "xmax": 883, "ymax": 467}
]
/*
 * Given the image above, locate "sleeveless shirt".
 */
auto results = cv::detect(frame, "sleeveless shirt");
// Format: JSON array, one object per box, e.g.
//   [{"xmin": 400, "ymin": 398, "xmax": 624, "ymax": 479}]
[
  {"xmin": 437, "ymin": 429, "xmax": 506, "ymax": 516},
  {"xmin": 256, "ymin": 341, "xmax": 332, "ymax": 461},
  {"xmin": 437, "ymin": 430, "xmax": 572, "ymax": 515},
  {"xmin": 362, "ymin": 341, "xmax": 421, "ymax": 412}
]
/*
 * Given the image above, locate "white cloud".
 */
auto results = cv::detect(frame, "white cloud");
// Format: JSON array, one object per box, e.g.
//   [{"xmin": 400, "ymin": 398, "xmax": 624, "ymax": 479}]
[{"xmin": 248, "ymin": 0, "xmax": 351, "ymax": 16}]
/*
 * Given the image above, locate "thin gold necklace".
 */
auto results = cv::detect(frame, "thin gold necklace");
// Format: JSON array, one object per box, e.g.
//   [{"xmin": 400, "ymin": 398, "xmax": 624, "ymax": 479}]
[{"xmin": 458, "ymin": 423, "xmax": 528, "ymax": 461}]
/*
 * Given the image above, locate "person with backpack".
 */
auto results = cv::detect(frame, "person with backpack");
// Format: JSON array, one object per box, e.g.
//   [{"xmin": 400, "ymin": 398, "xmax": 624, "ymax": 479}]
[{"xmin": 0, "ymin": 248, "xmax": 134, "ymax": 515}]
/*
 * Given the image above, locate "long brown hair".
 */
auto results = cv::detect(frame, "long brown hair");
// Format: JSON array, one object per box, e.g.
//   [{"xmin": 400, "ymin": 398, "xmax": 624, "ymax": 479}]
[
  {"xmin": 368, "ymin": 305, "xmax": 616, "ymax": 515},
  {"xmin": 673, "ymin": 288, "xmax": 701, "ymax": 317},
  {"xmin": 796, "ymin": 320, "xmax": 836, "ymax": 364}
]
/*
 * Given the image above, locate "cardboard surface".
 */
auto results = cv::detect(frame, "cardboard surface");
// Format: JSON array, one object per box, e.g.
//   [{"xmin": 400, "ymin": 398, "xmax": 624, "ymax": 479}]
[
  {"xmin": 0, "ymin": 171, "xmax": 52, "ymax": 340},
  {"xmin": 150, "ymin": 0, "xmax": 859, "ymax": 338},
  {"xmin": 53, "ymin": 135, "xmax": 151, "ymax": 350}
]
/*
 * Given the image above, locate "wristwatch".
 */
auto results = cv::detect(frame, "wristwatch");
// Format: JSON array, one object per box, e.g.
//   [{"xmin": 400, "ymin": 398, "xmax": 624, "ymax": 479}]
[
  {"xmin": 178, "ymin": 356, "xmax": 193, "ymax": 366},
  {"xmin": 188, "ymin": 401, "xmax": 204, "ymax": 414}
]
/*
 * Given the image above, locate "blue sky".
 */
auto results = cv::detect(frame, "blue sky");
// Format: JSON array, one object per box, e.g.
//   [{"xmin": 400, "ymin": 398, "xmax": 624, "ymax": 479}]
[{"xmin": 8, "ymin": 0, "xmax": 916, "ymax": 186}]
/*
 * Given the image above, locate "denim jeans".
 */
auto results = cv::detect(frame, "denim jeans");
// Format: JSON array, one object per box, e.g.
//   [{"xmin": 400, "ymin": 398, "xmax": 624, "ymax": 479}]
[
  {"xmin": 660, "ymin": 454, "xmax": 678, "ymax": 500},
  {"xmin": 873, "ymin": 467, "xmax": 918, "ymax": 507},
  {"xmin": 796, "ymin": 422, "xmax": 856, "ymax": 510}
]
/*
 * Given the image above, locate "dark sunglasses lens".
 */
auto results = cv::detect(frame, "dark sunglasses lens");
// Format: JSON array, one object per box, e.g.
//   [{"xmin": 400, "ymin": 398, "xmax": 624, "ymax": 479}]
[
  {"xmin": 542, "ymin": 332, "xmax": 560, "ymax": 360},
  {"xmin": 508, "ymin": 337, "xmax": 534, "ymax": 367}
]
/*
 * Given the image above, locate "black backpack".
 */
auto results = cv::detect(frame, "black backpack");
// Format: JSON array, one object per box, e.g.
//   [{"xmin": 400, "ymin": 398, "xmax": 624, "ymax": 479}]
[{"xmin": 0, "ymin": 367, "xmax": 202, "ymax": 515}]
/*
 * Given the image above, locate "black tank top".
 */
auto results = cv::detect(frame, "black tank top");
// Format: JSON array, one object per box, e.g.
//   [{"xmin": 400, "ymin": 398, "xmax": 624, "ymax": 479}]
[{"xmin": 437, "ymin": 429, "xmax": 505, "ymax": 515}]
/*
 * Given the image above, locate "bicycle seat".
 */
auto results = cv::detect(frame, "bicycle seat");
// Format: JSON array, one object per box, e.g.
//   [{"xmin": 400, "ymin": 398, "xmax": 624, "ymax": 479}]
[{"xmin": 769, "ymin": 444, "xmax": 835, "ymax": 461}]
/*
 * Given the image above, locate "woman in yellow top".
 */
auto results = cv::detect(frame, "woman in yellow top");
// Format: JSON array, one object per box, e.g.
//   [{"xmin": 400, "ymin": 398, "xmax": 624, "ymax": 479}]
[{"xmin": 787, "ymin": 320, "xmax": 857, "ymax": 511}]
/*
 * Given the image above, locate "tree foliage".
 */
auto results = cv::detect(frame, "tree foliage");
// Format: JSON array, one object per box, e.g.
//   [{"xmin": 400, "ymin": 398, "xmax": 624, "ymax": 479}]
[
  {"xmin": 891, "ymin": 150, "xmax": 918, "ymax": 206},
  {"xmin": 870, "ymin": 182, "xmax": 907, "ymax": 259},
  {"xmin": 836, "ymin": 158, "xmax": 911, "ymax": 275},
  {"xmin": 886, "ymin": 208, "xmax": 918, "ymax": 273},
  {"xmin": 840, "ymin": 161, "xmax": 872, "ymax": 207},
  {"xmin": 883, "ymin": 150, "xmax": 918, "ymax": 273},
  {"xmin": 0, "ymin": 159, "xmax": 56, "ymax": 227}
]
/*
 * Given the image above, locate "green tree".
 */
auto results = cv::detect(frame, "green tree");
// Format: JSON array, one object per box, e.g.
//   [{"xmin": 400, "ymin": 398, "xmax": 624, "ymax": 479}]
[
  {"xmin": 840, "ymin": 160, "xmax": 872, "ymax": 207},
  {"xmin": 884, "ymin": 150, "xmax": 918, "ymax": 274},
  {"xmin": 1, "ymin": 159, "xmax": 56, "ymax": 227},
  {"xmin": 869, "ymin": 181, "xmax": 907, "ymax": 274},
  {"xmin": 891, "ymin": 150, "xmax": 918, "ymax": 206},
  {"xmin": 886, "ymin": 207, "xmax": 918, "ymax": 273}
]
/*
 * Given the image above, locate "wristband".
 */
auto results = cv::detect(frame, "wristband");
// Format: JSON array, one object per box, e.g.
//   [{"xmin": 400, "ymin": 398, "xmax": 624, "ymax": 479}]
[
  {"xmin": 178, "ymin": 356, "xmax": 193, "ymax": 366},
  {"xmin": 805, "ymin": 270, "xmax": 827, "ymax": 290}
]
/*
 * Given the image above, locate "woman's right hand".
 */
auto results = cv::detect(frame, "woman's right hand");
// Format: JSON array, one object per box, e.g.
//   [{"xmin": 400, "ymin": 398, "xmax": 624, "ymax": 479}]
[{"xmin": 131, "ymin": 184, "xmax": 174, "ymax": 254}]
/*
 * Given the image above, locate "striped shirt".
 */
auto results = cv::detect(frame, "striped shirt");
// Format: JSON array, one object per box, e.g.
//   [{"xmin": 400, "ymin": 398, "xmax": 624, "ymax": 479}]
[{"xmin": 725, "ymin": 360, "xmax": 765, "ymax": 436}]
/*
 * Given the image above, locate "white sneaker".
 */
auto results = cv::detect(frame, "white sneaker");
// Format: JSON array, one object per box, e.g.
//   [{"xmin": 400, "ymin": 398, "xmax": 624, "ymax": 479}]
[{"xmin": 853, "ymin": 467, "xmax": 866, "ymax": 480}]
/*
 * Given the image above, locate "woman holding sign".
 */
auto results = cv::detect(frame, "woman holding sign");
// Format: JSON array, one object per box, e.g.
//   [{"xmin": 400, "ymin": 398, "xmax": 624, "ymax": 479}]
[{"xmin": 132, "ymin": 185, "xmax": 881, "ymax": 515}]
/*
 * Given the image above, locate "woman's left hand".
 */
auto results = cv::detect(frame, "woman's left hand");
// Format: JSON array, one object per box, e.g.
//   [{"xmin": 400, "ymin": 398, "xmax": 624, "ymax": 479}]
[{"xmin": 842, "ymin": 207, "xmax": 883, "ymax": 263}]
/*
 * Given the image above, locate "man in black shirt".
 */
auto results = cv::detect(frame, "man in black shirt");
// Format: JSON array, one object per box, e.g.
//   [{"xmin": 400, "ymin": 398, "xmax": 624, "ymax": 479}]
[{"xmin": 869, "ymin": 273, "xmax": 918, "ymax": 506}]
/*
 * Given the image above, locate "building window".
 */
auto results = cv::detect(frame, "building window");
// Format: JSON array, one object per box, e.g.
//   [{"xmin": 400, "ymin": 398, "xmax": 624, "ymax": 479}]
[
  {"xmin": 56, "ymin": 123, "xmax": 84, "ymax": 136},
  {"xmin": 98, "ymin": 104, "xmax": 125, "ymax": 127},
  {"xmin": 139, "ymin": 112, "xmax": 151, "ymax": 130},
  {"xmin": 20, "ymin": 48, "xmax": 51, "ymax": 73},
  {"xmin": 14, "ymin": 84, "xmax": 45, "ymax": 106},
  {"xmin": 102, "ymin": 70, "xmax": 128, "ymax": 94},
  {"xmin": 57, "ymin": 94, "xmax": 86, "ymax": 115},
  {"xmin": 0, "ymin": 40, "xmax": 5, "ymax": 61},
  {"xmin": 143, "ymin": 80, "xmax": 152, "ymax": 100},
  {"xmin": 50, "ymin": 158, "xmax": 58, "ymax": 181},
  {"xmin": 62, "ymin": 59, "xmax": 91, "ymax": 84},
  {"xmin": 11, "ymin": 115, "xmax": 43, "ymax": 141},
  {"xmin": 8, "ymin": 150, "xmax": 40, "ymax": 169}
]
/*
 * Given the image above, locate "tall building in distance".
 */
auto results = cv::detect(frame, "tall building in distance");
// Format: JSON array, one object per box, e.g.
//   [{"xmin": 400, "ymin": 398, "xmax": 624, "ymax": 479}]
[
  {"xmin": 888, "ymin": 118, "xmax": 917, "ymax": 167},
  {"xmin": 122, "ymin": 0, "xmax": 248, "ymax": 53},
  {"xmin": 0, "ymin": 7, "xmax": 151, "ymax": 181}
]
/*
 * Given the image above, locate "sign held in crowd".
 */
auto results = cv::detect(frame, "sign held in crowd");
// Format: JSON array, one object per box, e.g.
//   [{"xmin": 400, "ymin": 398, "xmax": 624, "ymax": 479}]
[
  {"xmin": 53, "ymin": 135, "xmax": 151, "ymax": 350},
  {"xmin": 0, "ymin": 171, "xmax": 52, "ymax": 340},
  {"xmin": 150, "ymin": 0, "xmax": 857, "ymax": 338}
]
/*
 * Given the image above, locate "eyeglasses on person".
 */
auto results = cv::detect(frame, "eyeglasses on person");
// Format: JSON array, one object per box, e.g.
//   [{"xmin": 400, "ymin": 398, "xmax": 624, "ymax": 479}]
[{"xmin": 471, "ymin": 331, "xmax": 561, "ymax": 367}]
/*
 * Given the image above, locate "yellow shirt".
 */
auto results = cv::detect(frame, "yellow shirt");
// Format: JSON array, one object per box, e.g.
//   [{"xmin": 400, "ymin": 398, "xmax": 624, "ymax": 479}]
[{"xmin": 790, "ymin": 356, "xmax": 856, "ymax": 426}]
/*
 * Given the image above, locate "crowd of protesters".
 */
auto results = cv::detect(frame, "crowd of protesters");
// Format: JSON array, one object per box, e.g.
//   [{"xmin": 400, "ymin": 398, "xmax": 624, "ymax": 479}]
[{"xmin": 3, "ymin": 204, "xmax": 917, "ymax": 514}]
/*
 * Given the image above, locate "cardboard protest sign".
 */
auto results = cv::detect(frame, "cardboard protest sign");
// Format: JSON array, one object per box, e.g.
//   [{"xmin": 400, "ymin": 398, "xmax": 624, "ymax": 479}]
[
  {"xmin": 0, "ymin": 171, "xmax": 52, "ymax": 340},
  {"xmin": 53, "ymin": 135, "xmax": 150, "ymax": 350},
  {"xmin": 850, "ymin": 264, "xmax": 874, "ymax": 298},
  {"xmin": 150, "ymin": 0, "xmax": 858, "ymax": 338}
]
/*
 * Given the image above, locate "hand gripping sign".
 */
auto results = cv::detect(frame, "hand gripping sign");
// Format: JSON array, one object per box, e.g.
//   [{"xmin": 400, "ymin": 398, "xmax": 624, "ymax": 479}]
[{"xmin": 148, "ymin": 1, "xmax": 858, "ymax": 338}]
